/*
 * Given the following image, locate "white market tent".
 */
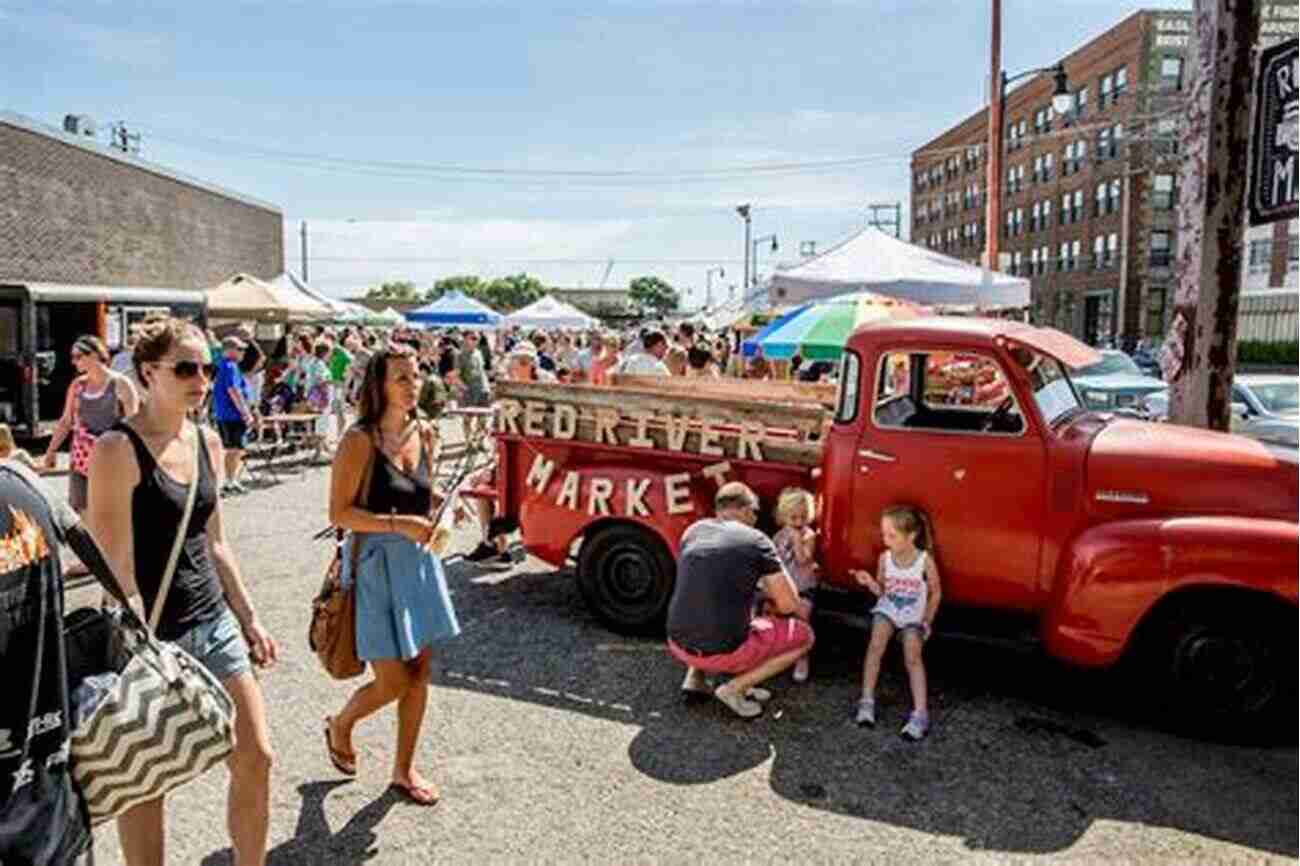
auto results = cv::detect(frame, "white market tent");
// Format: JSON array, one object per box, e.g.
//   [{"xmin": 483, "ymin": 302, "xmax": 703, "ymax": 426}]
[
  {"xmin": 379, "ymin": 307, "xmax": 406, "ymax": 326},
  {"xmin": 269, "ymin": 272, "xmax": 370, "ymax": 323},
  {"xmin": 404, "ymin": 290, "xmax": 502, "ymax": 329},
  {"xmin": 504, "ymin": 295, "xmax": 598, "ymax": 330},
  {"xmin": 766, "ymin": 227, "xmax": 1030, "ymax": 310},
  {"xmin": 207, "ymin": 273, "xmax": 332, "ymax": 323}
]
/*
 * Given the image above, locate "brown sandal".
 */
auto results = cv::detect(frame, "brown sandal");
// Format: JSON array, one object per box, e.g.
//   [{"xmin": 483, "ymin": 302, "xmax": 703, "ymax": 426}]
[
  {"xmin": 390, "ymin": 780, "xmax": 440, "ymax": 806},
  {"xmin": 323, "ymin": 717, "xmax": 357, "ymax": 777}
]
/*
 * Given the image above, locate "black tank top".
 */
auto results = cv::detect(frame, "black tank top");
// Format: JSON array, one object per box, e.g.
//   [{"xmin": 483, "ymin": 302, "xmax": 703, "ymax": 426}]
[
  {"xmin": 116, "ymin": 423, "xmax": 224, "ymax": 640},
  {"xmin": 365, "ymin": 430, "xmax": 434, "ymax": 517}
]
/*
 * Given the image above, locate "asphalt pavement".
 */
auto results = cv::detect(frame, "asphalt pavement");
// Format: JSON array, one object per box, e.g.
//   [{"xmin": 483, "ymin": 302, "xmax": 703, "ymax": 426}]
[{"xmin": 55, "ymin": 437, "xmax": 1297, "ymax": 865}]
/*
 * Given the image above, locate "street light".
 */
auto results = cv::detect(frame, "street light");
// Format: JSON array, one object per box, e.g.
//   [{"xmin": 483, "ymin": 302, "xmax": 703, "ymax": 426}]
[
  {"xmin": 736, "ymin": 204, "xmax": 752, "ymax": 290},
  {"xmin": 705, "ymin": 266, "xmax": 725, "ymax": 310},
  {"xmin": 986, "ymin": 59, "xmax": 1071, "ymax": 277},
  {"xmin": 751, "ymin": 234, "xmax": 778, "ymax": 287}
]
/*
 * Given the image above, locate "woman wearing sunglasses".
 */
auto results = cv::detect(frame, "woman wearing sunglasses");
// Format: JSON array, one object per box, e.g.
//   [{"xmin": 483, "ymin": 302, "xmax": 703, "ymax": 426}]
[
  {"xmin": 324, "ymin": 348, "xmax": 460, "ymax": 807},
  {"xmin": 85, "ymin": 317, "xmax": 278, "ymax": 866},
  {"xmin": 42, "ymin": 334, "xmax": 140, "ymax": 515}
]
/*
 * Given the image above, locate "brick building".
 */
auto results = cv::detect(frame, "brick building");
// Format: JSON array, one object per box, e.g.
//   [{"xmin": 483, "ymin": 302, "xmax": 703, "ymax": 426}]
[
  {"xmin": 910, "ymin": 5, "xmax": 1298, "ymax": 348},
  {"xmin": 0, "ymin": 111, "xmax": 282, "ymax": 289}
]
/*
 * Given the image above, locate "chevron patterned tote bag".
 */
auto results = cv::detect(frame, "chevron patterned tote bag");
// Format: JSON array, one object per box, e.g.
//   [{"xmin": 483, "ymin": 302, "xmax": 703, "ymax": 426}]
[{"xmin": 69, "ymin": 435, "xmax": 236, "ymax": 825}]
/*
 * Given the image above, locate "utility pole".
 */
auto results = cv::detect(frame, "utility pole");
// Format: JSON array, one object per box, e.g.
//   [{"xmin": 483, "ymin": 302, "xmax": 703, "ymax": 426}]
[
  {"xmin": 866, "ymin": 202, "xmax": 903, "ymax": 238},
  {"xmin": 1161, "ymin": 0, "xmax": 1260, "ymax": 431},
  {"xmin": 985, "ymin": 0, "xmax": 1003, "ymax": 274},
  {"xmin": 300, "ymin": 220, "xmax": 309, "ymax": 283}
]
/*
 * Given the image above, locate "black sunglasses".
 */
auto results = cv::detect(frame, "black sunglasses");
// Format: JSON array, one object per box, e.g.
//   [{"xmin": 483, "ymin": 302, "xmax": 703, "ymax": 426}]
[{"xmin": 156, "ymin": 360, "xmax": 216, "ymax": 380}]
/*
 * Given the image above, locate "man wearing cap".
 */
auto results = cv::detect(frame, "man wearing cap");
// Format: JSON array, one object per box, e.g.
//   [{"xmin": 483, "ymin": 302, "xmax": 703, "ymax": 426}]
[
  {"xmin": 666, "ymin": 482, "xmax": 814, "ymax": 718},
  {"xmin": 213, "ymin": 335, "xmax": 254, "ymax": 495}
]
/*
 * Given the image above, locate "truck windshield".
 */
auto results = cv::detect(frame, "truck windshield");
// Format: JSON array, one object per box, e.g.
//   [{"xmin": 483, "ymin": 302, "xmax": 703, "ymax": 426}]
[{"xmin": 1020, "ymin": 352, "xmax": 1082, "ymax": 426}]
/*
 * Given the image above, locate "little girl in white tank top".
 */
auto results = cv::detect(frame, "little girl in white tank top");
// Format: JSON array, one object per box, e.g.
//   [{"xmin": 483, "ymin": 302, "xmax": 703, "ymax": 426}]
[{"xmin": 872, "ymin": 549, "xmax": 928, "ymax": 631}]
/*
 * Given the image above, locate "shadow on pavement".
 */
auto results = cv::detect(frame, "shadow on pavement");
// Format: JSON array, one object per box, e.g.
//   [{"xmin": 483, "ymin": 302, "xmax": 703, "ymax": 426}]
[
  {"xmin": 200, "ymin": 781, "xmax": 400, "ymax": 866},
  {"xmin": 434, "ymin": 556, "xmax": 1299, "ymax": 858}
]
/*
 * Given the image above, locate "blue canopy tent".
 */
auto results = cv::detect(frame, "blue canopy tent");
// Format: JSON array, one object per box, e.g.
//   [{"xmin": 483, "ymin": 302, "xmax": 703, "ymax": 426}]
[
  {"xmin": 404, "ymin": 291, "xmax": 502, "ymax": 329},
  {"xmin": 740, "ymin": 304, "xmax": 811, "ymax": 357}
]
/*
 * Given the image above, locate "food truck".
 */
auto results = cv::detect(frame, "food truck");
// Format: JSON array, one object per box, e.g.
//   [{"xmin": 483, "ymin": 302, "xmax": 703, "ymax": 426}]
[
  {"xmin": 0, "ymin": 281, "xmax": 207, "ymax": 438},
  {"xmin": 476, "ymin": 317, "xmax": 1298, "ymax": 729}
]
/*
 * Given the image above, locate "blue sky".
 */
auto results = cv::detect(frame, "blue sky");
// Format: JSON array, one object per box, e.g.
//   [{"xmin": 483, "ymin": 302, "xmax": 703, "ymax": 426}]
[{"xmin": 2, "ymin": 0, "xmax": 1186, "ymax": 304}]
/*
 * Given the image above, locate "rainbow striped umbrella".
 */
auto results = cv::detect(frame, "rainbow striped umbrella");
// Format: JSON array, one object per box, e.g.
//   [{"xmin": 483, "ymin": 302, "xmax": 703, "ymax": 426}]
[{"xmin": 743, "ymin": 291, "xmax": 927, "ymax": 361}]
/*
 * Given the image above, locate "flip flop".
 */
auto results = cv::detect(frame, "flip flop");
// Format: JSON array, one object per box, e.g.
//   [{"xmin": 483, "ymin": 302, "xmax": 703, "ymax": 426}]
[
  {"xmin": 323, "ymin": 717, "xmax": 357, "ymax": 777},
  {"xmin": 390, "ymin": 780, "xmax": 440, "ymax": 807}
]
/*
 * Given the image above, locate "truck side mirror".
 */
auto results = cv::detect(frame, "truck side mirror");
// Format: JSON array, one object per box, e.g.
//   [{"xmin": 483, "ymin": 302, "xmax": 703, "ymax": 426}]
[{"xmin": 1231, "ymin": 401, "xmax": 1250, "ymax": 420}]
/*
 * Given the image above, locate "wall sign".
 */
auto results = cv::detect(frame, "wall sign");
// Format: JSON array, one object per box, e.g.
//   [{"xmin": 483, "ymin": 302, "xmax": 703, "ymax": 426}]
[{"xmin": 1249, "ymin": 38, "xmax": 1299, "ymax": 225}]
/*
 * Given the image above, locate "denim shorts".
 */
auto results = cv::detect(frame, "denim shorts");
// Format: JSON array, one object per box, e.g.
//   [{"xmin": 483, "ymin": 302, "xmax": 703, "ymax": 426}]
[{"xmin": 172, "ymin": 607, "xmax": 252, "ymax": 682}]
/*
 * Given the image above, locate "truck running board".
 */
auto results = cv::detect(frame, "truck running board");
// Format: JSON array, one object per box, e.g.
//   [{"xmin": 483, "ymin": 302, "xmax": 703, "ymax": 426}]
[{"xmin": 813, "ymin": 589, "xmax": 1042, "ymax": 655}]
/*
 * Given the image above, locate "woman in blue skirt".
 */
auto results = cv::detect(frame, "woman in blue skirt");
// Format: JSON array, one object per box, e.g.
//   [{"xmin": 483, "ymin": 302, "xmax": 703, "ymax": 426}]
[{"xmin": 324, "ymin": 346, "xmax": 460, "ymax": 806}]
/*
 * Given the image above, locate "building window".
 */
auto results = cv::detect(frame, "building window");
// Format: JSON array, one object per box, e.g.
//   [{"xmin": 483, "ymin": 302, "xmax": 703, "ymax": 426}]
[
  {"xmin": 1093, "ymin": 235, "xmax": 1106, "ymax": 270},
  {"xmin": 1289, "ymin": 234, "xmax": 1299, "ymax": 272},
  {"xmin": 1030, "ymin": 248, "xmax": 1040, "ymax": 275},
  {"xmin": 1011, "ymin": 251, "xmax": 1023, "ymax": 275},
  {"xmin": 1151, "ymin": 230, "xmax": 1173, "ymax": 267},
  {"xmin": 1040, "ymin": 244, "xmax": 1051, "ymax": 275},
  {"xmin": 1155, "ymin": 118, "xmax": 1180, "ymax": 156},
  {"xmin": 1095, "ymin": 182, "xmax": 1108, "ymax": 217},
  {"xmin": 1111, "ymin": 123, "xmax": 1123, "ymax": 158},
  {"xmin": 1072, "ymin": 239, "xmax": 1082, "ymax": 271},
  {"xmin": 1147, "ymin": 287, "xmax": 1167, "ymax": 337},
  {"xmin": 1247, "ymin": 238, "xmax": 1273, "ymax": 273},
  {"xmin": 1042, "ymin": 200, "xmax": 1052, "ymax": 229},
  {"xmin": 1043, "ymin": 152, "xmax": 1054, "ymax": 181},
  {"xmin": 1100, "ymin": 73, "xmax": 1113, "ymax": 108},
  {"xmin": 1114, "ymin": 66, "xmax": 1128, "ymax": 98},
  {"xmin": 1107, "ymin": 232, "xmax": 1118, "ymax": 267},
  {"xmin": 1072, "ymin": 189, "xmax": 1084, "ymax": 222},
  {"xmin": 1075, "ymin": 86, "xmax": 1089, "ymax": 118},
  {"xmin": 1160, "ymin": 56, "xmax": 1185, "ymax": 92},
  {"xmin": 1108, "ymin": 179, "xmax": 1121, "ymax": 213},
  {"xmin": 1153, "ymin": 174, "xmax": 1176, "ymax": 210},
  {"xmin": 1061, "ymin": 192, "xmax": 1071, "ymax": 225},
  {"xmin": 1097, "ymin": 127, "xmax": 1111, "ymax": 162},
  {"xmin": 1031, "ymin": 201, "xmax": 1041, "ymax": 232},
  {"xmin": 1059, "ymin": 241, "xmax": 1070, "ymax": 272}
]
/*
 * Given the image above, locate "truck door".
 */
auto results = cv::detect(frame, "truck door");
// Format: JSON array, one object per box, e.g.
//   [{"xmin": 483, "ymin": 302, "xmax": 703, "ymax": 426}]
[
  {"xmin": 850, "ymin": 348, "xmax": 1048, "ymax": 612},
  {"xmin": 0, "ymin": 298, "xmax": 24, "ymax": 429}
]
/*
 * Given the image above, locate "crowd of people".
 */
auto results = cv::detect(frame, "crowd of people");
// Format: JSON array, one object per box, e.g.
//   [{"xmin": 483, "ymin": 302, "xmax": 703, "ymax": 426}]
[{"xmin": 4, "ymin": 310, "xmax": 933, "ymax": 866}]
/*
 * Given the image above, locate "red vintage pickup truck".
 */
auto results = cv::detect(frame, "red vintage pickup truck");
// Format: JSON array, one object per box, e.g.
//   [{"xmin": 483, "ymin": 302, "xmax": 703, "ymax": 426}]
[{"xmin": 483, "ymin": 318, "xmax": 1298, "ymax": 725}]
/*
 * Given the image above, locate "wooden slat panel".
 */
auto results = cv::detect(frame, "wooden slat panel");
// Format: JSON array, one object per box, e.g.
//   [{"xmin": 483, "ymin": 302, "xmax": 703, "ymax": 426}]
[
  {"xmin": 496, "ymin": 381, "xmax": 827, "ymax": 437},
  {"xmin": 611, "ymin": 374, "xmax": 838, "ymax": 408}
]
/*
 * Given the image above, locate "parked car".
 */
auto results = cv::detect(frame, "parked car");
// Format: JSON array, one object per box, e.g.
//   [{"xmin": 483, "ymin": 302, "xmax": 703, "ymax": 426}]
[
  {"xmin": 1142, "ymin": 375, "xmax": 1300, "ymax": 448},
  {"xmin": 1070, "ymin": 350, "xmax": 1167, "ymax": 412},
  {"xmin": 1130, "ymin": 344, "xmax": 1162, "ymax": 377}
]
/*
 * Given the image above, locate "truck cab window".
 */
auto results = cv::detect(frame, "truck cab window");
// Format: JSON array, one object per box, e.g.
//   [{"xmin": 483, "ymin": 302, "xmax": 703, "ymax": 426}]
[
  {"xmin": 1019, "ymin": 350, "xmax": 1081, "ymax": 426},
  {"xmin": 834, "ymin": 350, "xmax": 861, "ymax": 424},
  {"xmin": 873, "ymin": 350, "xmax": 1025, "ymax": 435}
]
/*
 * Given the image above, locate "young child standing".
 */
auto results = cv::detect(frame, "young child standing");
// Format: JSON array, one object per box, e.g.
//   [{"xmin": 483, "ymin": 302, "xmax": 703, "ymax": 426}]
[
  {"xmin": 772, "ymin": 487, "xmax": 820, "ymax": 682},
  {"xmin": 850, "ymin": 504, "xmax": 942, "ymax": 740}
]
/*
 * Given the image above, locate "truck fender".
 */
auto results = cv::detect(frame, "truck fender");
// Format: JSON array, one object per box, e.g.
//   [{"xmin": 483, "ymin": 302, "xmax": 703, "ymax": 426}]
[
  {"xmin": 1040, "ymin": 516, "xmax": 1299, "ymax": 668},
  {"xmin": 517, "ymin": 459, "xmax": 705, "ymax": 567}
]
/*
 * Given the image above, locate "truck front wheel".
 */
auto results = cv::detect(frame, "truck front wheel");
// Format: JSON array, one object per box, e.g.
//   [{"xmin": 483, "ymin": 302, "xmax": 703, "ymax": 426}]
[
  {"xmin": 577, "ymin": 524, "xmax": 674, "ymax": 635},
  {"xmin": 1141, "ymin": 597, "xmax": 1296, "ymax": 740}
]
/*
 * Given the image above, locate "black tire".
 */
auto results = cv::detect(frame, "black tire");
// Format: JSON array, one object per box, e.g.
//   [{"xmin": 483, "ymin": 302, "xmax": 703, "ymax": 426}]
[
  {"xmin": 577, "ymin": 523, "xmax": 675, "ymax": 635},
  {"xmin": 1137, "ymin": 597, "xmax": 1297, "ymax": 741}
]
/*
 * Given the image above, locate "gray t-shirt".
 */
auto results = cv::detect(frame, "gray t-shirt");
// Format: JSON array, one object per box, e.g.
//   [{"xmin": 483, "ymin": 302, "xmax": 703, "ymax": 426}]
[{"xmin": 666, "ymin": 518, "xmax": 785, "ymax": 655}]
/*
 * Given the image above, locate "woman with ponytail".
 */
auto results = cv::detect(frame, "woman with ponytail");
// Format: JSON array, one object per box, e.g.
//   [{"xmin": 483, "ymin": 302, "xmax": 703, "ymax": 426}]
[{"xmin": 849, "ymin": 504, "xmax": 943, "ymax": 741}]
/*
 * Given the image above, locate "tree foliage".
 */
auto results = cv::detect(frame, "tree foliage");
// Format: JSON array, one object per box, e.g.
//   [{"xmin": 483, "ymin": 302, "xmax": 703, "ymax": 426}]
[
  {"xmin": 426, "ymin": 275, "xmax": 487, "ymax": 301},
  {"xmin": 366, "ymin": 280, "xmax": 419, "ymax": 301},
  {"xmin": 628, "ymin": 276, "xmax": 680, "ymax": 313}
]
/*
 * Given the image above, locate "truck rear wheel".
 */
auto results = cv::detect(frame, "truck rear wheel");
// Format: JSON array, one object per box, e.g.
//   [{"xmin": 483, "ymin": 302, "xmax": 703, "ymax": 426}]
[
  {"xmin": 1140, "ymin": 597, "xmax": 1296, "ymax": 740},
  {"xmin": 577, "ymin": 524, "xmax": 674, "ymax": 635}
]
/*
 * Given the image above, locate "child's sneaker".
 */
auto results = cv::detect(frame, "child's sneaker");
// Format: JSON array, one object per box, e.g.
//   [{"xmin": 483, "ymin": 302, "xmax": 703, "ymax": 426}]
[
  {"xmin": 714, "ymin": 683, "xmax": 762, "ymax": 719},
  {"xmin": 854, "ymin": 697, "xmax": 876, "ymax": 727},
  {"xmin": 900, "ymin": 711, "xmax": 929, "ymax": 741},
  {"xmin": 792, "ymin": 657, "xmax": 810, "ymax": 683}
]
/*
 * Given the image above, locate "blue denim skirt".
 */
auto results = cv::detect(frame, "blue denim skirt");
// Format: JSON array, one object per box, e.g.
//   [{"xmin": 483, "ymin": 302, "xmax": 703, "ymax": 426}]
[{"xmin": 341, "ymin": 532, "xmax": 461, "ymax": 662}]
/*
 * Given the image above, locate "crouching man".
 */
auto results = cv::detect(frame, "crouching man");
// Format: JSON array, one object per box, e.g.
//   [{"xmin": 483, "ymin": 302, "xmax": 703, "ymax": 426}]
[{"xmin": 666, "ymin": 481, "xmax": 814, "ymax": 718}]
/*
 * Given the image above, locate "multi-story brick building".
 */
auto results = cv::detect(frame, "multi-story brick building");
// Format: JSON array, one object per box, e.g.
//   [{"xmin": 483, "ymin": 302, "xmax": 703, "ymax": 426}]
[
  {"xmin": 0, "ymin": 110, "xmax": 282, "ymax": 289},
  {"xmin": 910, "ymin": 5, "xmax": 1298, "ymax": 348}
]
